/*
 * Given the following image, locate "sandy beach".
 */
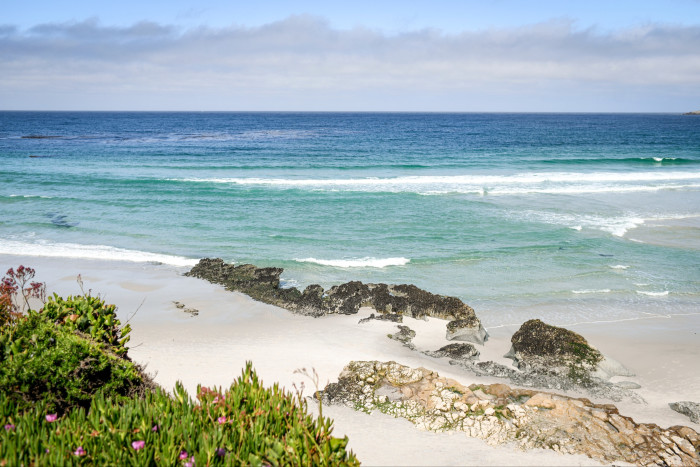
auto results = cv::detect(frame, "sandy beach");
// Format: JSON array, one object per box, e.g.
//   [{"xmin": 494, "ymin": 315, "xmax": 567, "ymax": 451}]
[{"xmin": 2, "ymin": 253, "xmax": 699, "ymax": 465}]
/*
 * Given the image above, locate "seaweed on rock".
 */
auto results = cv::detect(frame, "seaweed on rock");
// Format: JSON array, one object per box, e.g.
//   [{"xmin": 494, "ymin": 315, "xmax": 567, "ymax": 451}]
[{"xmin": 186, "ymin": 258, "xmax": 488, "ymax": 344}]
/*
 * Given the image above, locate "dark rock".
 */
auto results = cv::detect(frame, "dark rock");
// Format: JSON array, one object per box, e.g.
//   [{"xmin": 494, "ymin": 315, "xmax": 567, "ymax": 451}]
[
  {"xmin": 388, "ymin": 325, "xmax": 416, "ymax": 350},
  {"xmin": 459, "ymin": 319, "xmax": 641, "ymax": 401},
  {"xmin": 424, "ymin": 343, "xmax": 479, "ymax": 362},
  {"xmin": 670, "ymin": 401, "xmax": 700, "ymax": 424},
  {"xmin": 358, "ymin": 313, "xmax": 403, "ymax": 324},
  {"xmin": 186, "ymin": 258, "xmax": 282, "ymax": 292},
  {"xmin": 683, "ymin": 110, "xmax": 700, "ymax": 115},
  {"xmin": 173, "ymin": 301, "xmax": 198, "ymax": 316},
  {"xmin": 506, "ymin": 319, "xmax": 602, "ymax": 372},
  {"xmin": 187, "ymin": 258, "xmax": 486, "ymax": 343}
]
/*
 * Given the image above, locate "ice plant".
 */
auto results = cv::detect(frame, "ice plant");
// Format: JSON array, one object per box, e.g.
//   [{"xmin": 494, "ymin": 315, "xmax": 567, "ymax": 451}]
[
  {"xmin": 45, "ymin": 413, "xmax": 57, "ymax": 422},
  {"xmin": 217, "ymin": 416, "xmax": 227, "ymax": 424},
  {"xmin": 215, "ymin": 448, "xmax": 226, "ymax": 457},
  {"xmin": 179, "ymin": 450, "xmax": 189, "ymax": 460},
  {"xmin": 4, "ymin": 424, "xmax": 15, "ymax": 431},
  {"xmin": 151, "ymin": 424, "xmax": 159, "ymax": 432},
  {"xmin": 74, "ymin": 446, "xmax": 86, "ymax": 456},
  {"xmin": 132, "ymin": 440, "xmax": 145, "ymax": 450}
]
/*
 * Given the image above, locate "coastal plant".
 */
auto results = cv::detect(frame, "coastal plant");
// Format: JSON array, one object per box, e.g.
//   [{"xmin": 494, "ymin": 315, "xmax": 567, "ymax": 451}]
[
  {"xmin": 40, "ymin": 294, "xmax": 131, "ymax": 356},
  {"xmin": 0, "ymin": 363, "xmax": 359, "ymax": 466},
  {"xmin": 0, "ymin": 266, "xmax": 46, "ymax": 326},
  {"xmin": 0, "ymin": 312, "xmax": 147, "ymax": 413}
]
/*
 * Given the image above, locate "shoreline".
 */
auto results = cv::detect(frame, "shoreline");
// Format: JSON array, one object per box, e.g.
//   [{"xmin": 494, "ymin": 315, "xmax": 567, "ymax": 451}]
[{"xmin": 2, "ymin": 253, "xmax": 699, "ymax": 465}]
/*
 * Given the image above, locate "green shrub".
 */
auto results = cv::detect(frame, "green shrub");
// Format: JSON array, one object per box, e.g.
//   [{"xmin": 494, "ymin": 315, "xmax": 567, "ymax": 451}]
[
  {"xmin": 0, "ymin": 363, "xmax": 359, "ymax": 466},
  {"xmin": 41, "ymin": 294, "xmax": 131, "ymax": 356},
  {"xmin": 0, "ymin": 312, "xmax": 147, "ymax": 414}
]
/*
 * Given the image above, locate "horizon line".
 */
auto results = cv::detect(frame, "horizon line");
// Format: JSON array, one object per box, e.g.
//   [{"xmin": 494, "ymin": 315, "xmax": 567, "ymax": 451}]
[{"xmin": 0, "ymin": 109, "xmax": 693, "ymax": 114}]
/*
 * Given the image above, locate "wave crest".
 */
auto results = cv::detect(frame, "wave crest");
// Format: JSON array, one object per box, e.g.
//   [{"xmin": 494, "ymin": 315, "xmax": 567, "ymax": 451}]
[
  {"xmin": 170, "ymin": 171, "xmax": 700, "ymax": 196},
  {"xmin": 0, "ymin": 239, "xmax": 197, "ymax": 267},
  {"xmin": 295, "ymin": 257, "xmax": 410, "ymax": 268}
]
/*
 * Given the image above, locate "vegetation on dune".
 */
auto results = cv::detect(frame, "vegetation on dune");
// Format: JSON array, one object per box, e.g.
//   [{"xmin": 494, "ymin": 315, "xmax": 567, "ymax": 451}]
[{"xmin": 0, "ymin": 266, "xmax": 358, "ymax": 466}]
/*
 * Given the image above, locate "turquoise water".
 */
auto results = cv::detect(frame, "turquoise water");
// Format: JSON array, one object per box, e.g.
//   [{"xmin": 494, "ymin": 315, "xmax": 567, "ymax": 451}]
[{"xmin": 1, "ymin": 112, "xmax": 699, "ymax": 326}]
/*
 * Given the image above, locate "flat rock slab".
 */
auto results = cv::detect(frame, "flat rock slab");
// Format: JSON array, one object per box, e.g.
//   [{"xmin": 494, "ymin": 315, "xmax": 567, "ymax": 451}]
[{"xmin": 321, "ymin": 361, "xmax": 700, "ymax": 466}]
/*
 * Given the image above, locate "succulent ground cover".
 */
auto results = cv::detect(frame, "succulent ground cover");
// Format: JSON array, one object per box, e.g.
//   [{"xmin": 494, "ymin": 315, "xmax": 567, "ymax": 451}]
[{"xmin": 0, "ymin": 266, "xmax": 358, "ymax": 466}]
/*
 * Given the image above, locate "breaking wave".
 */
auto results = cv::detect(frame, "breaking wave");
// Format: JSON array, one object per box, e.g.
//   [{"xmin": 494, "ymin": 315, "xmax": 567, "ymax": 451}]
[
  {"xmin": 0, "ymin": 239, "xmax": 197, "ymax": 267},
  {"xmin": 295, "ymin": 257, "xmax": 410, "ymax": 268}
]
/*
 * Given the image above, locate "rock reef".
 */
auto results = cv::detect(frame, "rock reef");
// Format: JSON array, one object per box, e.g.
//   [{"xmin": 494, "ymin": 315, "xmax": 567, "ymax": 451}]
[
  {"xmin": 505, "ymin": 319, "xmax": 632, "ymax": 381},
  {"xmin": 186, "ymin": 258, "xmax": 487, "ymax": 344},
  {"xmin": 409, "ymin": 318, "xmax": 640, "ymax": 401},
  {"xmin": 321, "ymin": 361, "xmax": 700, "ymax": 466}
]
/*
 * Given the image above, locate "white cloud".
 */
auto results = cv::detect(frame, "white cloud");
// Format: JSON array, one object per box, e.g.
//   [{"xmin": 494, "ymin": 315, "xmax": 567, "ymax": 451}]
[{"xmin": 1, "ymin": 16, "xmax": 699, "ymax": 110}]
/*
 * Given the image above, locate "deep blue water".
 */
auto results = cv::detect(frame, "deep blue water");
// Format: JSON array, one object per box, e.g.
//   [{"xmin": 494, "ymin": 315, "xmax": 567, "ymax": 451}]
[{"xmin": 1, "ymin": 112, "xmax": 699, "ymax": 326}]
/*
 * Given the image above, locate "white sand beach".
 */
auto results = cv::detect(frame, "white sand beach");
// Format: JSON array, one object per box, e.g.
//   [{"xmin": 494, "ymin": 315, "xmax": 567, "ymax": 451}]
[{"xmin": 2, "ymin": 254, "xmax": 699, "ymax": 466}]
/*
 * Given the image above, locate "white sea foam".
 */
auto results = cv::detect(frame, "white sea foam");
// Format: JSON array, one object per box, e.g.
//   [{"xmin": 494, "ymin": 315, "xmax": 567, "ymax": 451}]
[
  {"xmin": 609, "ymin": 265, "xmax": 630, "ymax": 270},
  {"xmin": 572, "ymin": 289, "xmax": 612, "ymax": 294},
  {"xmin": 0, "ymin": 239, "xmax": 198, "ymax": 267},
  {"xmin": 649, "ymin": 157, "xmax": 679, "ymax": 162},
  {"xmin": 176, "ymin": 171, "xmax": 700, "ymax": 185},
  {"xmin": 171, "ymin": 170, "xmax": 700, "ymax": 195},
  {"xmin": 637, "ymin": 290, "xmax": 670, "ymax": 297},
  {"xmin": 296, "ymin": 257, "xmax": 410, "ymax": 268},
  {"xmin": 279, "ymin": 278, "xmax": 301, "ymax": 289},
  {"xmin": 518, "ymin": 210, "xmax": 647, "ymax": 237},
  {"xmin": 9, "ymin": 194, "xmax": 53, "ymax": 199}
]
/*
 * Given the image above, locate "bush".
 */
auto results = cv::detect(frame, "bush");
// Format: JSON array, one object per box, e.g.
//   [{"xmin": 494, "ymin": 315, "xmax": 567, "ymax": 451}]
[
  {"xmin": 0, "ymin": 312, "xmax": 148, "ymax": 414},
  {"xmin": 0, "ymin": 267, "xmax": 359, "ymax": 465},
  {"xmin": 41, "ymin": 294, "xmax": 131, "ymax": 357},
  {"xmin": 0, "ymin": 363, "xmax": 359, "ymax": 466}
]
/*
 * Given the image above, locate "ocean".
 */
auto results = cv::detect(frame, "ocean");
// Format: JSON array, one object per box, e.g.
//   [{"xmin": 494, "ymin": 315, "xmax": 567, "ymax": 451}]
[{"xmin": 1, "ymin": 112, "xmax": 699, "ymax": 327}]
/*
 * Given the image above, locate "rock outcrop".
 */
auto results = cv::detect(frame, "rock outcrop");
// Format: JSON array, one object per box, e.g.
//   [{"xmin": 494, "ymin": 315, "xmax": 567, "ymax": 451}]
[
  {"xmin": 358, "ymin": 313, "xmax": 403, "ymax": 324},
  {"xmin": 321, "ymin": 361, "xmax": 700, "ymax": 466},
  {"xmin": 424, "ymin": 343, "xmax": 480, "ymax": 362},
  {"xmin": 187, "ymin": 258, "xmax": 487, "ymax": 344},
  {"xmin": 388, "ymin": 325, "xmax": 417, "ymax": 350},
  {"xmin": 505, "ymin": 319, "xmax": 631, "ymax": 383},
  {"xmin": 671, "ymin": 401, "xmax": 700, "ymax": 424},
  {"xmin": 683, "ymin": 110, "xmax": 700, "ymax": 115}
]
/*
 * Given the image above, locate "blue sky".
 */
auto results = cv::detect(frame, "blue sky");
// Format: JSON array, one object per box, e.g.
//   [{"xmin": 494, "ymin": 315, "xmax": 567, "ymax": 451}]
[{"xmin": 2, "ymin": 1, "xmax": 700, "ymax": 111}]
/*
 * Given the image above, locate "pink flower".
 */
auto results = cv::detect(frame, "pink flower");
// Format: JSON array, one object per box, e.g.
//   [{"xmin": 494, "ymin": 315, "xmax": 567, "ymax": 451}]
[
  {"xmin": 215, "ymin": 448, "xmax": 226, "ymax": 457},
  {"xmin": 74, "ymin": 446, "xmax": 86, "ymax": 456},
  {"xmin": 217, "ymin": 416, "xmax": 226, "ymax": 424},
  {"xmin": 4, "ymin": 424, "xmax": 15, "ymax": 431},
  {"xmin": 179, "ymin": 450, "xmax": 189, "ymax": 460},
  {"xmin": 151, "ymin": 424, "xmax": 159, "ymax": 432},
  {"xmin": 45, "ymin": 413, "xmax": 58, "ymax": 423},
  {"xmin": 132, "ymin": 440, "xmax": 145, "ymax": 450}
]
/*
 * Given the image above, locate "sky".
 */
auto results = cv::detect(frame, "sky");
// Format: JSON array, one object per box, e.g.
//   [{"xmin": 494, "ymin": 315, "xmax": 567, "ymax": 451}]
[{"xmin": 2, "ymin": 0, "xmax": 700, "ymax": 111}]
